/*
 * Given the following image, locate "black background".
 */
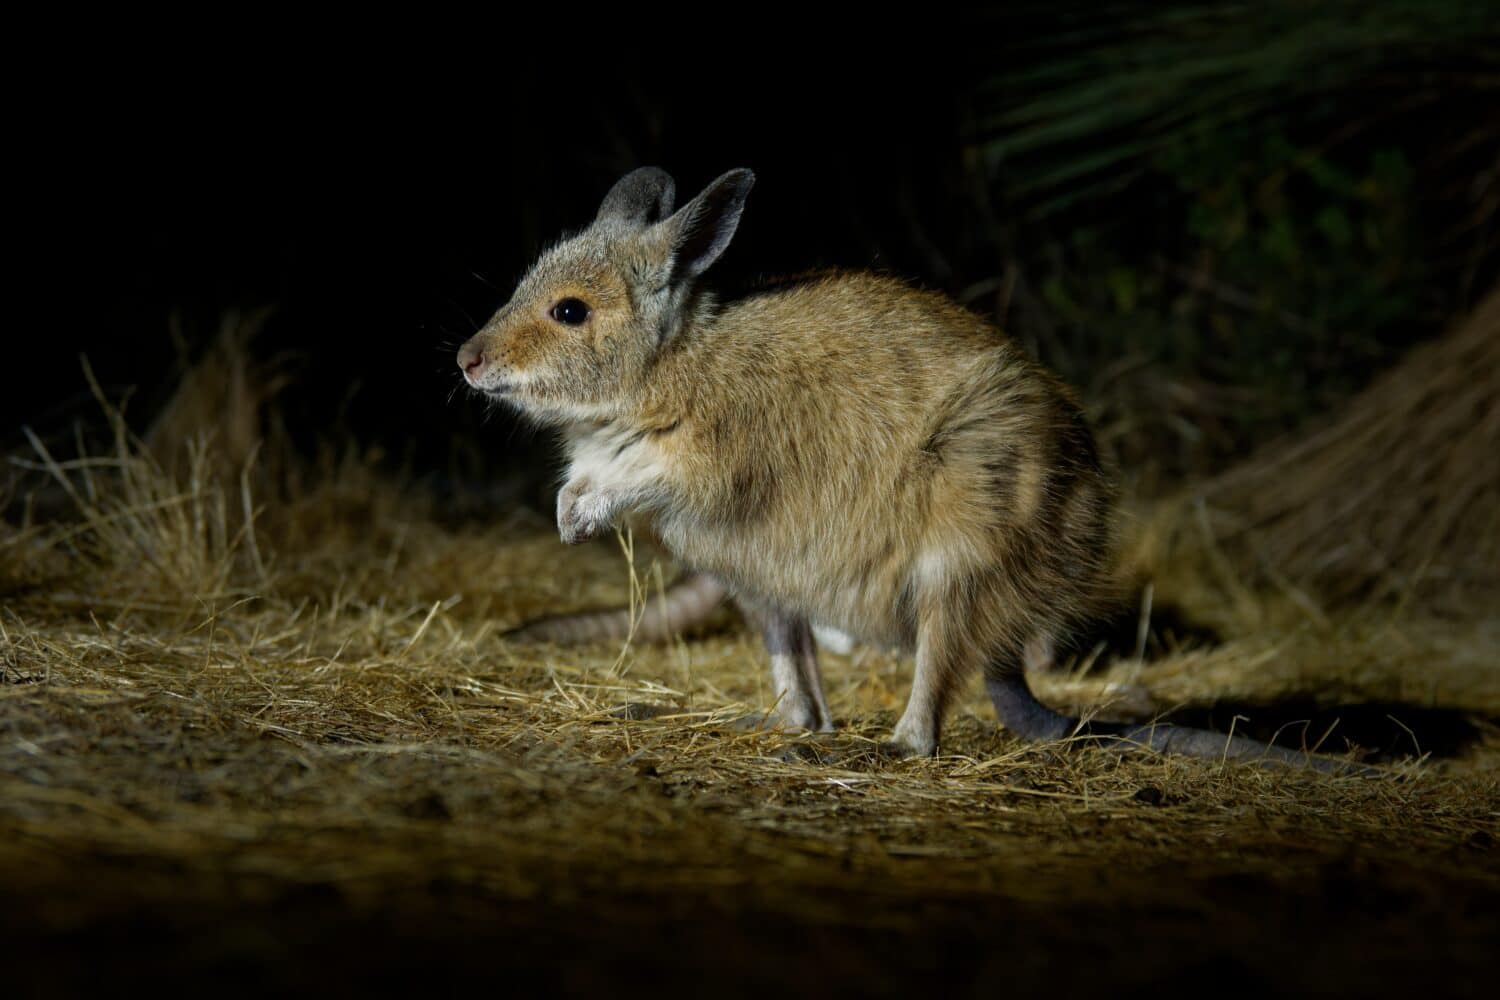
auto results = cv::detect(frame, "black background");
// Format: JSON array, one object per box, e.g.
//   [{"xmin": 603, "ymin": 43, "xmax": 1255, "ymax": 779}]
[{"xmin": 13, "ymin": 17, "xmax": 981, "ymax": 485}]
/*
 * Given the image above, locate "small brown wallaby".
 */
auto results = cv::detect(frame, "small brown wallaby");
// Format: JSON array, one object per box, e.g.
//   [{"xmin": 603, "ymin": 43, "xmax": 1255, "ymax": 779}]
[{"xmin": 459, "ymin": 167, "xmax": 1362, "ymax": 772}]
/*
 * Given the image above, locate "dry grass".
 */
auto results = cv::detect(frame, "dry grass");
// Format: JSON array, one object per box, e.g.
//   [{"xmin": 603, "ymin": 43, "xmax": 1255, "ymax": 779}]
[
  {"xmin": 3, "ymin": 348, "xmax": 1499, "ymax": 993},
  {"xmin": 1196, "ymin": 288, "xmax": 1500, "ymax": 608}
]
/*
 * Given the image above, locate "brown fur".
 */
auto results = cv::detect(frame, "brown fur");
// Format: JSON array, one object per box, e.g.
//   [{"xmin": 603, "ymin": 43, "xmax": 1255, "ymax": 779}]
[{"xmin": 458, "ymin": 168, "xmax": 1360, "ymax": 771}]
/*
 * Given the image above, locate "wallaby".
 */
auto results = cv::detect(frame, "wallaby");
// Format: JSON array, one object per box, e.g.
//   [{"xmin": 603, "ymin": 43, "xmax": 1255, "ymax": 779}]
[{"xmin": 460, "ymin": 167, "xmax": 1363, "ymax": 772}]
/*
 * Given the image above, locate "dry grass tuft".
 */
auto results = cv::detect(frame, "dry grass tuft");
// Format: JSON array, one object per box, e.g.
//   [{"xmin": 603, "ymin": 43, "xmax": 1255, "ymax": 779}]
[{"xmin": 1194, "ymin": 287, "xmax": 1500, "ymax": 609}]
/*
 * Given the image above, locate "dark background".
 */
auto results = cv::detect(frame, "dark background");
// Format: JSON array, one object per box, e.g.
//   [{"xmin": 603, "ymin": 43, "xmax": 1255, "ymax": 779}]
[{"xmin": 12, "ymin": 6, "xmax": 1499, "ymax": 495}]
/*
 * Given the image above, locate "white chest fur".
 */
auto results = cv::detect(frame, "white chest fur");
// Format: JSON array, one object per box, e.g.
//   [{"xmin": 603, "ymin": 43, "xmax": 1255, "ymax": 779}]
[
  {"xmin": 565, "ymin": 423, "xmax": 671, "ymax": 498},
  {"xmin": 555, "ymin": 422, "xmax": 677, "ymax": 547}
]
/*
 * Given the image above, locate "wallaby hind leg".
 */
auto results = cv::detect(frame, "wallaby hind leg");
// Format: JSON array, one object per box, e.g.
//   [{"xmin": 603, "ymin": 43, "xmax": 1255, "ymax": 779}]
[
  {"xmin": 889, "ymin": 586, "xmax": 986, "ymax": 757},
  {"xmin": 745, "ymin": 605, "xmax": 834, "ymax": 733},
  {"xmin": 505, "ymin": 571, "xmax": 727, "ymax": 644},
  {"xmin": 614, "ymin": 602, "xmax": 836, "ymax": 737}
]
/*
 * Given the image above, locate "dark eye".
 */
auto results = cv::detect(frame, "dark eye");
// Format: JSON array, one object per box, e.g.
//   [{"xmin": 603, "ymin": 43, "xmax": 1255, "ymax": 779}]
[{"xmin": 550, "ymin": 298, "xmax": 591, "ymax": 326}]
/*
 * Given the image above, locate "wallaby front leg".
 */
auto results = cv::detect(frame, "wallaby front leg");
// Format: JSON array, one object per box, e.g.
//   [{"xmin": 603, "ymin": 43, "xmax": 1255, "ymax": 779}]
[
  {"xmin": 558, "ymin": 428, "xmax": 676, "ymax": 546},
  {"xmin": 556, "ymin": 477, "xmax": 626, "ymax": 545},
  {"xmin": 755, "ymin": 608, "xmax": 835, "ymax": 733}
]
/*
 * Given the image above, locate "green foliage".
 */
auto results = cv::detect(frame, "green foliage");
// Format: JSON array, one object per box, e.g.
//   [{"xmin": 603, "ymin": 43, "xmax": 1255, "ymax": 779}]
[{"xmin": 965, "ymin": 1, "xmax": 1499, "ymax": 480}]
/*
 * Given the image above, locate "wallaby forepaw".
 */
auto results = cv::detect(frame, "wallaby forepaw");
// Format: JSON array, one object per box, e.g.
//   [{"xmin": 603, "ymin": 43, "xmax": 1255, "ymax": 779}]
[{"xmin": 557, "ymin": 478, "xmax": 613, "ymax": 545}]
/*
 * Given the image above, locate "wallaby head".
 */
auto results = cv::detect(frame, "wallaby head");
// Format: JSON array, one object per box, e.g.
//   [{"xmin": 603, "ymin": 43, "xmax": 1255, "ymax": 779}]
[{"xmin": 457, "ymin": 167, "xmax": 755, "ymax": 422}]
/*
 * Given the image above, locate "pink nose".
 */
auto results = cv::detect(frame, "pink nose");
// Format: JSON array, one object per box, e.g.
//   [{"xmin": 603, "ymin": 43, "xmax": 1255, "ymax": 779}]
[{"xmin": 458, "ymin": 342, "xmax": 486, "ymax": 379}]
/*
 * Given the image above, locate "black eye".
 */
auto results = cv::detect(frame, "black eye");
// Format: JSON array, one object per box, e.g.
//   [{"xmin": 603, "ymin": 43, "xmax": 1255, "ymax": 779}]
[{"xmin": 550, "ymin": 298, "xmax": 591, "ymax": 326}]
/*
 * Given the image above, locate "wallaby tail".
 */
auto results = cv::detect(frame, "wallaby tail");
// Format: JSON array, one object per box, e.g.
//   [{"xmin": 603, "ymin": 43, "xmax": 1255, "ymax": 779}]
[
  {"xmin": 984, "ymin": 673, "xmax": 1376, "ymax": 776},
  {"xmin": 504, "ymin": 571, "xmax": 728, "ymax": 645}
]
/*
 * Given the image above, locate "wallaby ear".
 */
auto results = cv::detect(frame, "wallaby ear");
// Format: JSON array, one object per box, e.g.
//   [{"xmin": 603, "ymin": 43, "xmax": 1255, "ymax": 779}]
[
  {"xmin": 659, "ymin": 168, "xmax": 755, "ymax": 283},
  {"xmin": 596, "ymin": 167, "xmax": 677, "ymax": 227}
]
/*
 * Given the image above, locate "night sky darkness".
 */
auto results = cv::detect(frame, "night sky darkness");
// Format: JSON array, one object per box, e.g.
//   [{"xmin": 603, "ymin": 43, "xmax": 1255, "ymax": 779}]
[{"xmin": 16, "ymin": 26, "xmax": 974, "ymax": 488}]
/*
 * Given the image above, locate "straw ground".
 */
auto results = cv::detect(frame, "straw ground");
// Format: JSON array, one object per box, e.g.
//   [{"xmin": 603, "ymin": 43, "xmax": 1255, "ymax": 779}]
[{"xmin": 2, "ymin": 350, "xmax": 1497, "ymax": 994}]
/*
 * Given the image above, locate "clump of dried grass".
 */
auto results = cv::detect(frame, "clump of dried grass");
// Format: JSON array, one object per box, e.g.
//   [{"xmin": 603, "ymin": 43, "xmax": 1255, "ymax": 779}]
[
  {"xmin": 145, "ymin": 309, "xmax": 293, "ymax": 482},
  {"xmin": 16, "ymin": 367, "xmax": 266, "ymax": 613},
  {"xmin": 1194, "ymin": 286, "xmax": 1500, "ymax": 610},
  {"xmin": 2, "ymin": 338, "xmax": 1498, "ymax": 987}
]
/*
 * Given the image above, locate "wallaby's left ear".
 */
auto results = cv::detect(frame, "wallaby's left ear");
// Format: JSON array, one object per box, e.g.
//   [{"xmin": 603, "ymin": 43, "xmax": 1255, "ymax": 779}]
[
  {"xmin": 597, "ymin": 167, "xmax": 677, "ymax": 227},
  {"xmin": 659, "ymin": 168, "xmax": 755, "ymax": 283}
]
